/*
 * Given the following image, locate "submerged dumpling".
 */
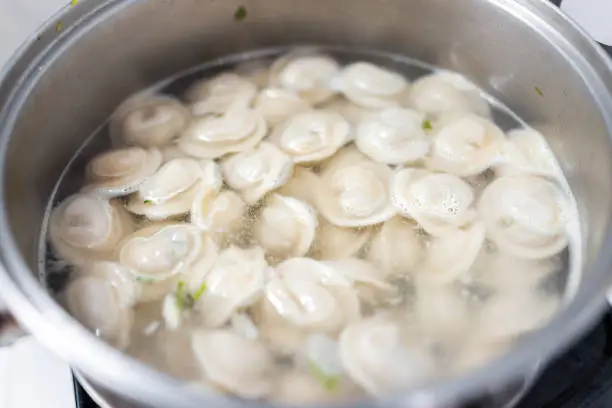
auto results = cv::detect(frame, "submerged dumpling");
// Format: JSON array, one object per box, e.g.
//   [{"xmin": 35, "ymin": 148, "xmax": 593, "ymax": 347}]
[
  {"xmin": 269, "ymin": 110, "xmax": 350, "ymax": 164},
  {"xmin": 479, "ymin": 176, "xmax": 570, "ymax": 259},
  {"xmin": 496, "ymin": 128, "xmax": 560, "ymax": 177},
  {"xmin": 85, "ymin": 147, "xmax": 163, "ymax": 197},
  {"xmin": 338, "ymin": 62, "xmax": 409, "ymax": 109},
  {"xmin": 425, "ymin": 113, "xmax": 505, "ymax": 177},
  {"xmin": 49, "ymin": 193, "xmax": 133, "ymax": 265},
  {"xmin": 221, "ymin": 142, "xmax": 294, "ymax": 205},
  {"xmin": 255, "ymin": 194, "xmax": 317, "ymax": 258},
  {"xmin": 186, "ymin": 73, "xmax": 257, "ymax": 116},
  {"xmin": 312, "ymin": 219, "xmax": 372, "ymax": 260},
  {"xmin": 391, "ymin": 168, "xmax": 476, "ymax": 236},
  {"xmin": 190, "ymin": 189, "xmax": 245, "ymax": 243},
  {"xmin": 277, "ymin": 166, "xmax": 320, "ymax": 207}
]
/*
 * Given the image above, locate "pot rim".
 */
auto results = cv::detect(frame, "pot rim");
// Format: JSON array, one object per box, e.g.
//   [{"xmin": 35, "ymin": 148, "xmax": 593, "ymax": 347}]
[{"xmin": 1, "ymin": 1, "xmax": 612, "ymax": 407}]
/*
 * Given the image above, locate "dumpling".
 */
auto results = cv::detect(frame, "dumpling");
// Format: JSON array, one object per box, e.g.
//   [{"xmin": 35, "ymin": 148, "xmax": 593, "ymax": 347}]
[
  {"xmin": 109, "ymin": 94, "xmax": 190, "ymax": 148},
  {"xmin": 221, "ymin": 142, "xmax": 294, "ymax": 205},
  {"xmin": 126, "ymin": 158, "xmax": 222, "ymax": 220},
  {"xmin": 495, "ymin": 128, "xmax": 560, "ymax": 177},
  {"xmin": 325, "ymin": 258, "xmax": 396, "ymax": 304},
  {"xmin": 356, "ymin": 107, "xmax": 430, "ymax": 165},
  {"xmin": 190, "ymin": 189, "xmax": 245, "ymax": 243},
  {"xmin": 312, "ymin": 219, "xmax": 372, "ymax": 260},
  {"xmin": 234, "ymin": 59, "xmax": 272, "ymax": 89},
  {"xmin": 254, "ymin": 88, "xmax": 311, "ymax": 126},
  {"xmin": 48, "ymin": 193, "xmax": 133, "ymax": 265},
  {"xmin": 269, "ymin": 110, "xmax": 350, "ymax": 164},
  {"xmin": 85, "ymin": 147, "xmax": 162, "ymax": 197},
  {"xmin": 337, "ymin": 62, "xmax": 409, "ymax": 109},
  {"xmin": 191, "ymin": 329, "xmax": 273, "ymax": 398},
  {"xmin": 186, "ymin": 73, "xmax": 257, "ymax": 116},
  {"xmin": 317, "ymin": 152, "xmax": 396, "ymax": 227},
  {"xmin": 390, "ymin": 168, "xmax": 476, "ymax": 236},
  {"xmin": 367, "ymin": 217, "xmax": 423, "ymax": 279},
  {"xmin": 193, "ymin": 246, "xmax": 268, "ymax": 327},
  {"xmin": 277, "ymin": 166, "xmax": 320, "ymax": 207},
  {"xmin": 269, "ymin": 51, "xmax": 340, "ymax": 104},
  {"xmin": 424, "ymin": 113, "xmax": 505, "ymax": 177},
  {"xmin": 320, "ymin": 97, "xmax": 378, "ymax": 129},
  {"xmin": 339, "ymin": 317, "xmax": 437, "ymax": 396},
  {"xmin": 177, "ymin": 106, "xmax": 268, "ymax": 159},
  {"xmin": 252, "ymin": 298, "xmax": 309, "ymax": 356},
  {"xmin": 255, "ymin": 194, "xmax": 317, "ymax": 258},
  {"xmin": 265, "ymin": 257, "xmax": 361, "ymax": 333},
  {"xmin": 421, "ymin": 222, "xmax": 486, "ymax": 284},
  {"xmin": 74, "ymin": 261, "xmax": 141, "ymax": 308},
  {"xmin": 478, "ymin": 176, "xmax": 570, "ymax": 259},
  {"xmin": 408, "ymin": 71, "xmax": 490, "ymax": 119}
]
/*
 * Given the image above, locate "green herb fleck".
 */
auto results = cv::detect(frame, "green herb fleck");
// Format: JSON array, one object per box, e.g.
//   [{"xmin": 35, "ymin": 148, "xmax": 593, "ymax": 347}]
[
  {"xmin": 422, "ymin": 119, "xmax": 433, "ymax": 131},
  {"xmin": 143, "ymin": 199, "xmax": 153, "ymax": 204},
  {"xmin": 192, "ymin": 282, "xmax": 208, "ymax": 301},
  {"xmin": 535, "ymin": 86, "xmax": 544, "ymax": 97},
  {"xmin": 234, "ymin": 5, "xmax": 247, "ymax": 22},
  {"xmin": 71, "ymin": 0, "xmax": 78, "ymax": 5},
  {"xmin": 175, "ymin": 280, "xmax": 195, "ymax": 311},
  {"xmin": 135, "ymin": 276, "xmax": 156, "ymax": 283},
  {"xmin": 308, "ymin": 360, "xmax": 341, "ymax": 392},
  {"xmin": 56, "ymin": 21, "xmax": 63, "ymax": 32}
]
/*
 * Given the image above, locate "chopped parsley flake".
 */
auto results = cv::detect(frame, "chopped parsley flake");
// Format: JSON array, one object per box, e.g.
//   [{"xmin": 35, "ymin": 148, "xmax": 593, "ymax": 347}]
[
  {"xmin": 175, "ymin": 280, "xmax": 195, "ymax": 311},
  {"xmin": 422, "ymin": 119, "xmax": 433, "ymax": 130},
  {"xmin": 71, "ymin": 0, "xmax": 78, "ymax": 5},
  {"xmin": 143, "ymin": 199, "xmax": 153, "ymax": 204},
  {"xmin": 192, "ymin": 282, "xmax": 208, "ymax": 301},
  {"xmin": 308, "ymin": 360, "xmax": 341, "ymax": 392},
  {"xmin": 56, "ymin": 21, "xmax": 63, "ymax": 32},
  {"xmin": 535, "ymin": 86, "xmax": 544, "ymax": 97},
  {"xmin": 135, "ymin": 276, "xmax": 156, "ymax": 283},
  {"xmin": 234, "ymin": 5, "xmax": 247, "ymax": 22}
]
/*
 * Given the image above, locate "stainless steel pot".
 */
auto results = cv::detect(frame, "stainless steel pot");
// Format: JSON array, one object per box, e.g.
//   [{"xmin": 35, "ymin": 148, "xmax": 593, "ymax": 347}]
[{"xmin": 2, "ymin": 0, "xmax": 612, "ymax": 407}]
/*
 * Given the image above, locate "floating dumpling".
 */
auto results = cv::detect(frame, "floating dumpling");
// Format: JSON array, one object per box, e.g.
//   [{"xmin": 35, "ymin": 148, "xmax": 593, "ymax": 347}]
[
  {"xmin": 186, "ymin": 73, "xmax": 257, "ymax": 116},
  {"xmin": 338, "ymin": 62, "xmax": 409, "ymax": 108},
  {"xmin": 496, "ymin": 128, "xmax": 560, "ymax": 177},
  {"xmin": 254, "ymin": 88, "xmax": 311, "ymax": 126}
]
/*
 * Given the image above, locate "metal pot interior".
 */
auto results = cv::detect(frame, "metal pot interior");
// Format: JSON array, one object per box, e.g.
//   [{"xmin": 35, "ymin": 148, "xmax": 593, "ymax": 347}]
[{"xmin": 2, "ymin": 0, "xmax": 612, "ymax": 406}]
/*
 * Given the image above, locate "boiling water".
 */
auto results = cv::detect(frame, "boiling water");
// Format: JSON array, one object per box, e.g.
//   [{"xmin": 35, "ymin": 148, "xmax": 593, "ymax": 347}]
[{"xmin": 39, "ymin": 47, "xmax": 582, "ymax": 402}]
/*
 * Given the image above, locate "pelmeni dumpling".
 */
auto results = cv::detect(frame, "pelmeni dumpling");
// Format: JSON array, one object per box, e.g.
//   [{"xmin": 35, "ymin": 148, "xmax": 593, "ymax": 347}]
[
  {"xmin": 312, "ymin": 219, "xmax": 372, "ymax": 260},
  {"xmin": 269, "ymin": 51, "xmax": 340, "ymax": 104},
  {"xmin": 337, "ymin": 62, "xmax": 409, "ymax": 109},
  {"xmin": 186, "ymin": 73, "xmax": 257, "ymax": 116},
  {"xmin": 422, "ymin": 222, "xmax": 486, "ymax": 284},
  {"xmin": 496, "ymin": 128, "xmax": 560, "ymax": 177},
  {"xmin": 118, "ymin": 223, "xmax": 217, "ymax": 283},
  {"xmin": 194, "ymin": 246, "xmax": 268, "ymax": 327},
  {"xmin": 65, "ymin": 275, "xmax": 134, "ymax": 349},
  {"xmin": 265, "ymin": 258, "xmax": 361, "ymax": 333},
  {"xmin": 326, "ymin": 258, "xmax": 396, "ymax": 304},
  {"xmin": 126, "ymin": 159, "xmax": 222, "ymax": 220},
  {"xmin": 425, "ymin": 113, "xmax": 505, "ymax": 177},
  {"xmin": 160, "ymin": 145, "xmax": 193, "ymax": 162},
  {"xmin": 221, "ymin": 142, "xmax": 293, "ymax": 205},
  {"xmin": 254, "ymin": 88, "xmax": 311, "ymax": 126},
  {"xmin": 191, "ymin": 189, "xmax": 245, "ymax": 242},
  {"xmin": 269, "ymin": 110, "xmax": 350, "ymax": 164},
  {"xmin": 49, "ymin": 193, "xmax": 134, "ymax": 265},
  {"xmin": 408, "ymin": 71, "xmax": 490, "ymax": 119},
  {"xmin": 85, "ymin": 147, "xmax": 163, "ymax": 197},
  {"xmin": 75, "ymin": 261, "xmax": 141, "ymax": 308},
  {"xmin": 367, "ymin": 217, "xmax": 423, "ymax": 279},
  {"xmin": 339, "ymin": 317, "xmax": 437, "ymax": 396},
  {"xmin": 356, "ymin": 107, "xmax": 430, "ymax": 165},
  {"xmin": 252, "ymin": 298, "xmax": 309, "ymax": 356},
  {"xmin": 255, "ymin": 194, "xmax": 317, "ymax": 258},
  {"xmin": 321, "ymin": 97, "xmax": 378, "ymax": 128},
  {"xmin": 391, "ymin": 168, "xmax": 476, "ymax": 236},
  {"xmin": 178, "ymin": 106, "xmax": 268, "ymax": 159},
  {"xmin": 479, "ymin": 176, "xmax": 570, "ymax": 259},
  {"xmin": 277, "ymin": 166, "xmax": 320, "ymax": 207},
  {"xmin": 317, "ymin": 154, "xmax": 396, "ymax": 227},
  {"xmin": 191, "ymin": 329, "xmax": 273, "ymax": 398}
]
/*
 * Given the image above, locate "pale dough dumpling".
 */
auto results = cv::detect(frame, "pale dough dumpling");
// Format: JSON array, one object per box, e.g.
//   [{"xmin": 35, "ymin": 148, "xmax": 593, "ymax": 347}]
[
  {"xmin": 269, "ymin": 110, "xmax": 350, "ymax": 164},
  {"xmin": 391, "ymin": 168, "xmax": 476, "ymax": 236},
  {"xmin": 186, "ymin": 73, "xmax": 257, "ymax": 116},
  {"xmin": 190, "ymin": 189, "xmax": 245, "ymax": 243},
  {"xmin": 109, "ymin": 94, "xmax": 190, "ymax": 148},
  {"xmin": 178, "ymin": 106, "xmax": 268, "ymax": 159},
  {"xmin": 317, "ymin": 154, "xmax": 396, "ymax": 227},
  {"xmin": 479, "ymin": 176, "xmax": 570, "ymax": 259},
  {"xmin": 338, "ymin": 62, "xmax": 409, "ymax": 109},
  {"xmin": 367, "ymin": 217, "xmax": 423, "ymax": 279},
  {"xmin": 326, "ymin": 258, "xmax": 396, "ymax": 304},
  {"xmin": 277, "ymin": 166, "xmax": 320, "ymax": 207},
  {"xmin": 254, "ymin": 88, "xmax": 311, "ymax": 126},
  {"xmin": 425, "ymin": 113, "xmax": 505, "ymax": 177},
  {"xmin": 496, "ymin": 128, "xmax": 560, "ymax": 177},
  {"xmin": 321, "ymin": 97, "xmax": 378, "ymax": 128},
  {"xmin": 255, "ymin": 194, "xmax": 317, "ymax": 258},
  {"xmin": 85, "ymin": 147, "xmax": 163, "ymax": 197},
  {"xmin": 221, "ymin": 142, "xmax": 294, "ymax": 204},
  {"xmin": 252, "ymin": 298, "xmax": 309, "ymax": 356},
  {"xmin": 191, "ymin": 329, "xmax": 273, "ymax": 398},
  {"xmin": 339, "ymin": 317, "xmax": 437, "ymax": 396},
  {"xmin": 312, "ymin": 219, "xmax": 372, "ymax": 260},
  {"xmin": 408, "ymin": 71, "xmax": 490, "ymax": 119},
  {"xmin": 269, "ymin": 51, "xmax": 340, "ymax": 104},
  {"xmin": 48, "ymin": 193, "xmax": 133, "ymax": 265},
  {"xmin": 356, "ymin": 107, "xmax": 430, "ymax": 165},
  {"xmin": 126, "ymin": 158, "xmax": 222, "ymax": 220},
  {"xmin": 193, "ymin": 246, "xmax": 268, "ymax": 327}
]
